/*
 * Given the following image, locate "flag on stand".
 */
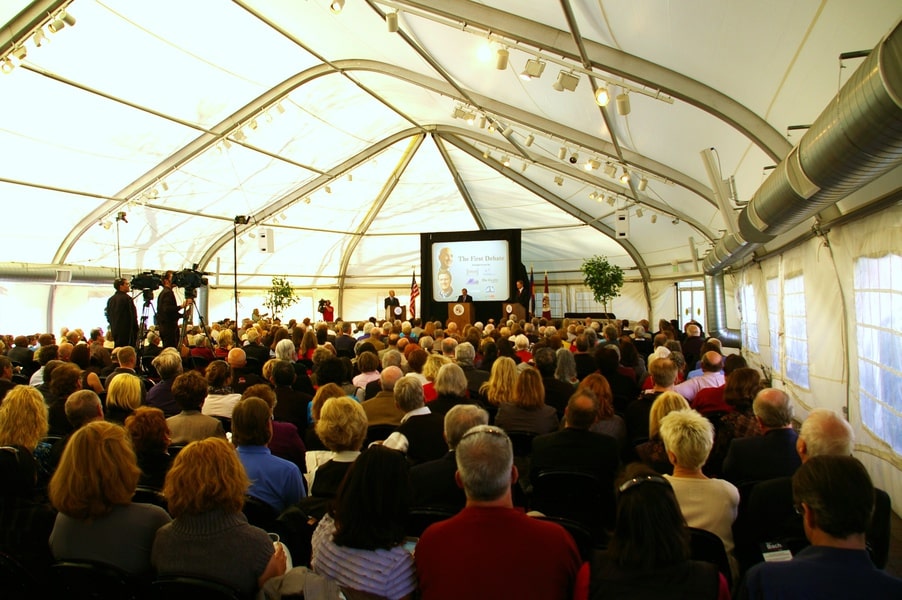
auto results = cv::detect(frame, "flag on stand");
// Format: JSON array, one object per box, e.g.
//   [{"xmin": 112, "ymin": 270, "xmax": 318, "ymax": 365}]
[
  {"xmin": 529, "ymin": 266, "xmax": 535, "ymax": 317},
  {"xmin": 542, "ymin": 271, "xmax": 551, "ymax": 319},
  {"xmin": 409, "ymin": 270, "xmax": 419, "ymax": 319}
]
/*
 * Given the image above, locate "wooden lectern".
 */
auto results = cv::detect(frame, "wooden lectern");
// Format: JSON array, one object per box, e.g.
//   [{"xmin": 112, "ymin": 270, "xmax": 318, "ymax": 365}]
[
  {"xmin": 389, "ymin": 305, "xmax": 406, "ymax": 322},
  {"xmin": 447, "ymin": 302, "xmax": 473, "ymax": 329},
  {"xmin": 501, "ymin": 302, "xmax": 527, "ymax": 323}
]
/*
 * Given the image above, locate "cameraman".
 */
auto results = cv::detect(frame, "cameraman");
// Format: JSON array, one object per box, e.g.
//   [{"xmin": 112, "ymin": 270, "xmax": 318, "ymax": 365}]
[{"xmin": 157, "ymin": 270, "xmax": 190, "ymax": 348}]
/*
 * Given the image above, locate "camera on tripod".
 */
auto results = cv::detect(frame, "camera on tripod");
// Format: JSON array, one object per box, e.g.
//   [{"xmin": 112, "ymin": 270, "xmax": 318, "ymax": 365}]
[
  {"xmin": 131, "ymin": 271, "xmax": 162, "ymax": 291},
  {"xmin": 172, "ymin": 266, "xmax": 209, "ymax": 299}
]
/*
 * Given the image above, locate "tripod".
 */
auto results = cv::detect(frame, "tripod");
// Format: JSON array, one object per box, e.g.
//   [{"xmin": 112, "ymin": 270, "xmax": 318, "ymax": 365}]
[
  {"xmin": 179, "ymin": 290, "xmax": 210, "ymax": 349},
  {"xmin": 134, "ymin": 289, "xmax": 156, "ymax": 362}
]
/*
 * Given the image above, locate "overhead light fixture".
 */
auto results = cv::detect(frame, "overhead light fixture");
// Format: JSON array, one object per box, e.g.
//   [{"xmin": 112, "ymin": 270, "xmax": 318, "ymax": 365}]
[
  {"xmin": 636, "ymin": 208, "xmax": 644, "ymax": 218},
  {"xmin": 585, "ymin": 158, "xmax": 600, "ymax": 171},
  {"xmin": 330, "ymin": 0, "xmax": 345, "ymax": 13},
  {"xmin": 478, "ymin": 115, "xmax": 486, "ymax": 129},
  {"xmin": 47, "ymin": 15, "xmax": 66, "ymax": 33},
  {"xmin": 304, "ymin": 197, "xmax": 312, "ymax": 204},
  {"xmin": 552, "ymin": 70, "xmax": 580, "ymax": 92},
  {"xmin": 482, "ymin": 148, "xmax": 490, "ymax": 159},
  {"xmin": 520, "ymin": 58, "xmax": 546, "ymax": 80},
  {"xmin": 502, "ymin": 125, "xmax": 514, "ymax": 137},
  {"xmin": 233, "ymin": 128, "xmax": 247, "ymax": 142},
  {"xmin": 487, "ymin": 122, "xmax": 496, "ymax": 133},
  {"xmin": 386, "ymin": 11, "xmax": 399, "ymax": 32},
  {"xmin": 501, "ymin": 154, "xmax": 511, "ymax": 167},
  {"xmin": 604, "ymin": 163, "xmax": 617, "ymax": 178},
  {"xmin": 324, "ymin": 185, "xmax": 332, "ymax": 194},
  {"xmin": 32, "ymin": 27, "xmax": 46, "ymax": 48},
  {"xmin": 347, "ymin": 173, "xmax": 353, "ymax": 182},
  {"xmin": 554, "ymin": 176, "xmax": 564, "ymax": 186},
  {"xmin": 588, "ymin": 191, "xmax": 598, "ymax": 201},
  {"xmin": 616, "ymin": 92, "xmax": 631, "ymax": 116},
  {"xmin": 60, "ymin": 10, "xmax": 76, "ymax": 26},
  {"xmin": 594, "ymin": 87, "xmax": 610, "ymax": 106},
  {"xmin": 651, "ymin": 214, "xmax": 658, "ymax": 223},
  {"xmin": 248, "ymin": 118, "xmax": 258, "ymax": 130},
  {"xmin": 161, "ymin": 180, "xmax": 169, "ymax": 192},
  {"xmin": 607, "ymin": 195, "xmax": 616, "ymax": 206},
  {"xmin": 672, "ymin": 218, "xmax": 680, "ymax": 225},
  {"xmin": 10, "ymin": 45, "xmax": 27, "ymax": 65},
  {"xmin": 521, "ymin": 162, "xmax": 528, "ymax": 172},
  {"xmin": 569, "ymin": 152, "xmax": 579, "ymax": 164},
  {"xmin": 620, "ymin": 168, "xmax": 630, "ymax": 184},
  {"xmin": 275, "ymin": 101, "xmax": 286, "ymax": 114},
  {"xmin": 558, "ymin": 146, "xmax": 567, "ymax": 160},
  {"xmin": 0, "ymin": 58, "xmax": 13, "ymax": 74},
  {"xmin": 638, "ymin": 176, "xmax": 648, "ymax": 192},
  {"xmin": 495, "ymin": 48, "xmax": 509, "ymax": 70},
  {"xmin": 524, "ymin": 134, "xmax": 534, "ymax": 147}
]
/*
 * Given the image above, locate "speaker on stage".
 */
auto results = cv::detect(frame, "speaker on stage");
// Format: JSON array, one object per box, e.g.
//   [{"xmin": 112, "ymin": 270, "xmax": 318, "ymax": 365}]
[{"xmin": 258, "ymin": 227, "xmax": 274, "ymax": 253}]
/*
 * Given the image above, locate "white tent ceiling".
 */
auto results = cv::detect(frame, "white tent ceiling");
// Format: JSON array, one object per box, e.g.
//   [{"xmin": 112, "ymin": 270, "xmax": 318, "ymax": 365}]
[{"xmin": 1, "ymin": 0, "xmax": 899, "ymax": 289}]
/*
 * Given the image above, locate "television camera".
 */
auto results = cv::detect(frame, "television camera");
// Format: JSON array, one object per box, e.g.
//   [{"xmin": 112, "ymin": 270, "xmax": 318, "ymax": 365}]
[{"xmin": 172, "ymin": 266, "xmax": 209, "ymax": 299}]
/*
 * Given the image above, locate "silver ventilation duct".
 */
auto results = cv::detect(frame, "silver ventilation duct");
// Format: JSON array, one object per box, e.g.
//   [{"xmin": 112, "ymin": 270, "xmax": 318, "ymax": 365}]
[
  {"xmin": 705, "ymin": 272, "xmax": 741, "ymax": 348},
  {"xmin": 704, "ymin": 18, "xmax": 902, "ymax": 273}
]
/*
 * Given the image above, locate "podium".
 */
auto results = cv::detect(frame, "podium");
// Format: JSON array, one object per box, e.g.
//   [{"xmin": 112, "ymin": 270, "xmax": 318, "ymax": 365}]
[
  {"xmin": 386, "ymin": 305, "xmax": 406, "ymax": 322},
  {"xmin": 501, "ymin": 302, "xmax": 527, "ymax": 323},
  {"xmin": 447, "ymin": 302, "xmax": 473, "ymax": 329}
]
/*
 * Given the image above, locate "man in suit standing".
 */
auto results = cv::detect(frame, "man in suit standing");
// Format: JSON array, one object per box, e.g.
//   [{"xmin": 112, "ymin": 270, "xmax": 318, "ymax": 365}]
[
  {"xmin": 515, "ymin": 279, "xmax": 530, "ymax": 308},
  {"xmin": 384, "ymin": 290, "xmax": 400, "ymax": 321},
  {"xmin": 106, "ymin": 277, "xmax": 138, "ymax": 349},
  {"xmin": 157, "ymin": 270, "xmax": 187, "ymax": 349},
  {"xmin": 456, "ymin": 288, "xmax": 473, "ymax": 302}
]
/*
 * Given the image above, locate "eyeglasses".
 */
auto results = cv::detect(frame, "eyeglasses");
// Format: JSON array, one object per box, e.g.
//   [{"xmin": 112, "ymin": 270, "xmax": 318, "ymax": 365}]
[
  {"xmin": 618, "ymin": 474, "xmax": 671, "ymax": 494},
  {"xmin": 460, "ymin": 426, "xmax": 508, "ymax": 442},
  {"xmin": 793, "ymin": 503, "xmax": 805, "ymax": 516}
]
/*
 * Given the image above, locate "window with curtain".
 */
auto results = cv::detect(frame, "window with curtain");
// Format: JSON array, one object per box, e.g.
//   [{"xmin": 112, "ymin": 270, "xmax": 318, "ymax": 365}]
[
  {"xmin": 536, "ymin": 292, "xmax": 564, "ymax": 319},
  {"xmin": 740, "ymin": 283, "xmax": 759, "ymax": 353},
  {"xmin": 854, "ymin": 254, "xmax": 902, "ymax": 453},
  {"xmin": 767, "ymin": 277, "xmax": 781, "ymax": 374},
  {"xmin": 783, "ymin": 275, "xmax": 810, "ymax": 388}
]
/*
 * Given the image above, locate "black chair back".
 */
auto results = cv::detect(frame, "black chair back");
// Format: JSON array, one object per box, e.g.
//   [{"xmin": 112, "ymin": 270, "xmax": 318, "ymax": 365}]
[
  {"xmin": 406, "ymin": 506, "xmax": 458, "ymax": 538},
  {"xmin": 49, "ymin": 560, "xmax": 139, "ymax": 599},
  {"xmin": 688, "ymin": 527, "xmax": 732, "ymax": 589},
  {"xmin": 530, "ymin": 469, "xmax": 614, "ymax": 539},
  {"xmin": 242, "ymin": 495, "xmax": 279, "ymax": 532},
  {"xmin": 133, "ymin": 485, "xmax": 168, "ymax": 511},
  {"xmin": 505, "ymin": 430, "xmax": 537, "ymax": 457},
  {"xmin": 365, "ymin": 424, "xmax": 397, "ymax": 447},
  {"xmin": 0, "ymin": 551, "xmax": 43, "ymax": 599},
  {"xmin": 149, "ymin": 575, "xmax": 243, "ymax": 600},
  {"xmin": 534, "ymin": 515, "xmax": 599, "ymax": 562}
]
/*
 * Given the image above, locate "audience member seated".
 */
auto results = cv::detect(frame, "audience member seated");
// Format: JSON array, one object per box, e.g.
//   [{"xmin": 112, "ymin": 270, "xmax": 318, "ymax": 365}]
[
  {"xmin": 429, "ymin": 362, "xmax": 472, "ymax": 416},
  {"xmin": 152, "ymin": 437, "xmax": 286, "ymax": 597},
  {"xmin": 45, "ymin": 361, "xmax": 81, "ymax": 436},
  {"xmin": 105, "ymin": 373, "xmax": 142, "ymax": 425},
  {"xmin": 0, "ymin": 385, "xmax": 53, "ymax": 486},
  {"xmin": 477, "ymin": 356, "xmax": 517, "ymax": 418},
  {"xmin": 455, "ymin": 342, "xmax": 489, "ymax": 401},
  {"xmin": 201, "ymin": 360, "xmax": 241, "ymax": 420},
  {"xmin": 69, "ymin": 344, "xmax": 104, "ymax": 394},
  {"xmin": 578, "ymin": 464, "xmax": 728, "ymax": 600},
  {"xmin": 48, "ymin": 421, "xmax": 171, "ymax": 576},
  {"xmin": 271, "ymin": 359, "xmax": 312, "ymax": 431},
  {"xmin": 166, "ymin": 371, "xmax": 226, "ymax": 445},
  {"xmin": 144, "ymin": 349, "xmax": 183, "ymax": 417},
  {"xmin": 361, "ymin": 365, "xmax": 406, "ymax": 427},
  {"xmin": 273, "ymin": 338, "xmax": 315, "ymax": 397},
  {"xmin": 410, "ymin": 404, "xmax": 489, "ymax": 512},
  {"xmin": 383, "ymin": 376, "xmax": 448, "ymax": 465},
  {"xmin": 47, "ymin": 389, "xmax": 105, "ymax": 472},
  {"xmin": 626, "ymin": 358, "xmax": 678, "ymax": 445},
  {"xmin": 124, "ymin": 407, "xmax": 173, "ymax": 490},
  {"xmin": 415, "ymin": 425, "xmax": 581, "ymax": 599},
  {"xmin": 242, "ymin": 384, "xmax": 306, "ymax": 473},
  {"xmin": 534, "ymin": 347, "xmax": 575, "ymax": 418},
  {"xmin": 496, "ymin": 367, "xmax": 560, "ymax": 436},
  {"xmin": 672, "ymin": 351, "xmax": 724, "ymax": 404},
  {"xmin": 577, "ymin": 374, "xmax": 626, "ymax": 452},
  {"xmin": 634, "ymin": 392, "xmax": 690, "ymax": 475},
  {"xmin": 692, "ymin": 354, "xmax": 747, "ymax": 416},
  {"xmin": 304, "ymin": 383, "xmax": 346, "ymax": 452},
  {"xmin": 739, "ymin": 456, "xmax": 902, "ymax": 599},
  {"xmin": 311, "ymin": 445, "xmax": 417, "ymax": 599},
  {"xmin": 708, "ymin": 368, "xmax": 764, "ymax": 476},
  {"xmin": 660, "ymin": 409, "xmax": 739, "ymax": 580},
  {"xmin": 596, "ymin": 346, "xmax": 638, "ymax": 414},
  {"xmin": 104, "ymin": 346, "xmax": 143, "ymax": 392},
  {"xmin": 29, "ymin": 343, "xmax": 58, "ymax": 387},
  {"xmin": 722, "ymin": 388, "xmax": 801, "ymax": 485},
  {"xmin": 233, "ymin": 396, "xmax": 305, "ymax": 514},
  {"xmin": 227, "ymin": 347, "xmax": 264, "ymax": 394}
]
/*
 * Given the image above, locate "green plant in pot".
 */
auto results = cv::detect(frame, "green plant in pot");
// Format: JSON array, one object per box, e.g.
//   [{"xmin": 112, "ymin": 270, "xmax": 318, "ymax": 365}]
[
  {"xmin": 580, "ymin": 255, "xmax": 624, "ymax": 314},
  {"xmin": 264, "ymin": 276, "xmax": 299, "ymax": 320}
]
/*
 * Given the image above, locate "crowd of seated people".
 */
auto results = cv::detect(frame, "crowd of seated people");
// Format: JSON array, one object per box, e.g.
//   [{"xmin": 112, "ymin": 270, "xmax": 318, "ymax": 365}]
[{"xmin": 0, "ymin": 313, "xmax": 899, "ymax": 599}]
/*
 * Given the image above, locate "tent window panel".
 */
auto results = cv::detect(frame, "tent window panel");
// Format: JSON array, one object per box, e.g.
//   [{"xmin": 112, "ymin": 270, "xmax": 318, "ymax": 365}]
[
  {"xmin": 783, "ymin": 275, "xmax": 810, "ymax": 389},
  {"xmin": 767, "ymin": 277, "xmax": 781, "ymax": 374},
  {"xmin": 536, "ymin": 292, "xmax": 563, "ymax": 319},
  {"xmin": 854, "ymin": 254, "xmax": 902, "ymax": 454},
  {"xmin": 740, "ymin": 283, "xmax": 759, "ymax": 353},
  {"xmin": 574, "ymin": 291, "xmax": 606, "ymax": 314}
]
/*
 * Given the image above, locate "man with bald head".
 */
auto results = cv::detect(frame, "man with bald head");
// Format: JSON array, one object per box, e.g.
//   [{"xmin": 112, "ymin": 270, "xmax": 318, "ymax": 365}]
[
  {"xmin": 361, "ymin": 365, "xmax": 406, "ymax": 427},
  {"xmin": 227, "ymin": 346, "xmax": 263, "ymax": 394},
  {"xmin": 673, "ymin": 350, "xmax": 724, "ymax": 402},
  {"xmin": 723, "ymin": 388, "xmax": 801, "ymax": 485}
]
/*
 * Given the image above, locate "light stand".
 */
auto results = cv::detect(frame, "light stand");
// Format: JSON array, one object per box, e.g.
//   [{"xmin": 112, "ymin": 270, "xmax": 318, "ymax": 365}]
[
  {"xmin": 115, "ymin": 211, "xmax": 127, "ymax": 277},
  {"xmin": 233, "ymin": 215, "xmax": 250, "ymax": 326}
]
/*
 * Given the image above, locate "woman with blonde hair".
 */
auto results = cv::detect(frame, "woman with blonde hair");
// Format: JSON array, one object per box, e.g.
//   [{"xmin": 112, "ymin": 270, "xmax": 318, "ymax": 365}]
[
  {"xmin": 49, "ymin": 421, "xmax": 171, "ymax": 575},
  {"xmin": 0, "ymin": 385, "xmax": 52, "ymax": 478},
  {"xmin": 578, "ymin": 374, "xmax": 627, "ymax": 450},
  {"xmin": 152, "ymin": 437, "xmax": 286, "ymax": 596},
  {"xmin": 479, "ymin": 356, "xmax": 517, "ymax": 406},
  {"xmin": 421, "ymin": 353, "xmax": 451, "ymax": 403},
  {"xmin": 635, "ymin": 391, "xmax": 691, "ymax": 474},
  {"xmin": 495, "ymin": 367, "xmax": 559, "ymax": 435},
  {"xmin": 106, "ymin": 372, "xmax": 143, "ymax": 425},
  {"xmin": 214, "ymin": 328, "xmax": 233, "ymax": 359}
]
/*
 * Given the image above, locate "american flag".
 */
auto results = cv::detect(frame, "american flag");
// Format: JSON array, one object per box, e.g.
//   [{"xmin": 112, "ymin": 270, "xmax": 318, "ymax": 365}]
[{"xmin": 410, "ymin": 271, "xmax": 419, "ymax": 319}]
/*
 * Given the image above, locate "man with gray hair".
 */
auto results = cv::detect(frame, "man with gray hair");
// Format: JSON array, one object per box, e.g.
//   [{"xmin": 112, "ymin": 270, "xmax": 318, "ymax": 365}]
[
  {"xmin": 736, "ymin": 407, "xmax": 891, "ymax": 572},
  {"xmin": 382, "ymin": 376, "xmax": 446, "ymax": 464},
  {"xmin": 722, "ymin": 388, "xmax": 801, "ymax": 485},
  {"xmin": 415, "ymin": 425, "xmax": 581, "ymax": 599},
  {"xmin": 410, "ymin": 404, "xmax": 489, "ymax": 511},
  {"xmin": 145, "ymin": 348, "xmax": 184, "ymax": 417},
  {"xmin": 454, "ymin": 342, "xmax": 489, "ymax": 399}
]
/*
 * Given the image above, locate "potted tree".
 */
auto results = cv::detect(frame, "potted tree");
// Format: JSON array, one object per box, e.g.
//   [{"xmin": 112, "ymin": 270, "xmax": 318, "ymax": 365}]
[
  {"xmin": 264, "ymin": 276, "xmax": 299, "ymax": 320},
  {"xmin": 581, "ymin": 255, "xmax": 624, "ymax": 314}
]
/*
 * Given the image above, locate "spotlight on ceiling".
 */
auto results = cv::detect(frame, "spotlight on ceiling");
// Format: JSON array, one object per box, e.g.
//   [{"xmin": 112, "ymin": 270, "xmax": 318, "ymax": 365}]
[
  {"xmin": 386, "ymin": 11, "xmax": 399, "ymax": 32},
  {"xmin": 554, "ymin": 175, "xmax": 564, "ymax": 186},
  {"xmin": 496, "ymin": 48, "xmax": 509, "ymax": 70},
  {"xmin": 672, "ymin": 217, "xmax": 680, "ymax": 225},
  {"xmin": 636, "ymin": 208, "xmax": 644, "ymax": 218},
  {"xmin": 607, "ymin": 195, "xmax": 616, "ymax": 207},
  {"xmin": 604, "ymin": 163, "xmax": 617, "ymax": 178},
  {"xmin": 558, "ymin": 146, "xmax": 567, "ymax": 160},
  {"xmin": 638, "ymin": 176, "xmax": 648, "ymax": 192},
  {"xmin": 524, "ymin": 134, "xmax": 534, "ymax": 147},
  {"xmin": 483, "ymin": 148, "xmax": 490, "ymax": 159},
  {"xmin": 588, "ymin": 191, "xmax": 598, "ymax": 201},
  {"xmin": 585, "ymin": 158, "xmax": 600, "ymax": 171},
  {"xmin": 32, "ymin": 27, "xmax": 46, "ymax": 47},
  {"xmin": 10, "ymin": 45, "xmax": 27, "ymax": 65},
  {"xmin": 324, "ymin": 185, "xmax": 332, "ymax": 194},
  {"xmin": 569, "ymin": 152, "xmax": 579, "ymax": 165},
  {"xmin": 616, "ymin": 92, "xmax": 631, "ymax": 116},
  {"xmin": 594, "ymin": 86, "xmax": 610, "ymax": 106},
  {"xmin": 520, "ymin": 58, "xmax": 546, "ymax": 80},
  {"xmin": 501, "ymin": 154, "xmax": 511, "ymax": 167},
  {"xmin": 0, "ymin": 58, "xmax": 13, "ymax": 74},
  {"xmin": 502, "ymin": 125, "xmax": 514, "ymax": 137},
  {"xmin": 487, "ymin": 122, "xmax": 496, "ymax": 133},
  {"xmin": 552, "ymin": 70, "xmax": 579, "ymax": 92},
  {"xmin": 651, "ymin": 214, "xmax": 657, "ymax": 223},
  {"xmin": 330, "ymin": 0, "xmax": 345, "ymax": 13},
  {"xmin": 620, "ymin": 168, "xmax": 630, "ymax": 184},
  {"xmin": 521, "ymin": 162, "xmax": 529, "ymax": 172}
]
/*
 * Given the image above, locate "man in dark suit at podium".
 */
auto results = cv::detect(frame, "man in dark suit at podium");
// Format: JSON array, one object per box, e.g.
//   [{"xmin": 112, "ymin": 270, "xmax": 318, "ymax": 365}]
[
  {"xmin": 385, "ymin": 290, "xmax": 400, "ymax": 321},
  {"xmin": 515, "ymin": 279, "xmax": 530, "ymax": 308},
  {"xmin": 456, "ymin": 288, "xmax": 473, "ymax": 303}
]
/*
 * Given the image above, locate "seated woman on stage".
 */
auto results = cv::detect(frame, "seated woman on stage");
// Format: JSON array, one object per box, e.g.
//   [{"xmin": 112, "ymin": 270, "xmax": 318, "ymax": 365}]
[
  {"xmin": 48, "ymin": 421, "xmax": 171, "ymax": 575},
  {"xmin": 311, "ymin": 445, "xmax": 417, "ymax": 599},
  {"xmin": 152, "ymin": 437, "xmax": 285, "ymax": 596}
]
